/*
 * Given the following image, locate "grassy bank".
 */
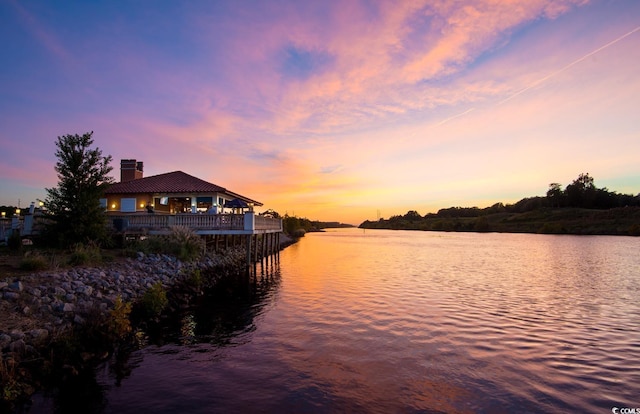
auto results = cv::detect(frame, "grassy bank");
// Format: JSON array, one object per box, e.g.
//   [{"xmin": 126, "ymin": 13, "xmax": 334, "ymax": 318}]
[{"xmin": 360, "ymin": 207, "xmax": 640, "ymax": 236}]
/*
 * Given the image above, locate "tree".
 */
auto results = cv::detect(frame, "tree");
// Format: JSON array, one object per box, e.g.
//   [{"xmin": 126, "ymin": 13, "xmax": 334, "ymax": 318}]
[
  {"xmin": 565, "ymin": 173, "xmax": 596, "ymax": 207},
  {"xmin": 404, "ymin": 210, "xmax": 422, "ymax": 221},
  {"xmin": 546, "ymin": 183, "xmax": 564, "ymax": 208},
  {"xmin": 43, "ymin": 132, "xmax": 114, "ymax": 247}
]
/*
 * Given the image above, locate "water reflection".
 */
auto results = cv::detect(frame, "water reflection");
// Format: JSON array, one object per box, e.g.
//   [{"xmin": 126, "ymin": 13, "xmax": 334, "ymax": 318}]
[
  {"xmin": 129, "ymin": 260, "xmax": 281, "ymax": 352},
  {"xmin": 33, "ymin": 230, "xmax": 640, "ymax": 413}
]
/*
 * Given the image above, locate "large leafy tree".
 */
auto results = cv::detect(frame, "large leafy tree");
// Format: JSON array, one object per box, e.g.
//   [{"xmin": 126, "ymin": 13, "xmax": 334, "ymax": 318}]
[
  {"xmin": 546, "ymin": 182, "xmax": 564, "ymax": 208},
  {"xmin": 565, "ymin": 173, "xmax": 596, "ymax": 208},
  {"xmin": 43, "ymin": 132, "xmax": 114, "ymax": 247}
]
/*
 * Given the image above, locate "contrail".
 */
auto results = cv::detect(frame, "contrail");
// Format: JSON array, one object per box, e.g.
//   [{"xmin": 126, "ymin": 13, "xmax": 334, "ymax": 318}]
[
  {"xmin": 434, "ymin": 107, "xmax": 476, "ymax": 127},
  {"xmin": 498, "ymin": 25, "xmax": 640, "ymax": 105}
]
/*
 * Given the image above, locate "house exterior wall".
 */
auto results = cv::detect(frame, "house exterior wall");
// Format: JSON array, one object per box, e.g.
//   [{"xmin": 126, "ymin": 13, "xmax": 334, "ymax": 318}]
[{"xmin": 105, "ymin": 193, "xmax": 154, "ymax": 213}]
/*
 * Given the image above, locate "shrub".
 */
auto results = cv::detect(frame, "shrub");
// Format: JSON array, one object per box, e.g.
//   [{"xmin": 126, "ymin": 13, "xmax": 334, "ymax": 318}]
[
  {"xmin": 19, "ymin": 253, "xmax": 49, "ymax": 271},
  {"xmin": 140, "ymin": 283, "xmax": 168, "ymax": 317},
  {"xmin": 68, "ymin": 242, "xmax": 102, "ymax": 266},
  {"xmin": 165, "ymin": 226, "xmax": 204, "ymax": 261},
  {"xmin": 124, "ymin": 227, "xmax": 204, "ymax": 262},
  {"xmin": 108, "ymin": 297, "xmax": 132, "ymax": 339},
  {"xmin": 186, "ymin": 269, "xmax": 203, "ymax": 290},
  {"xmin": 291, "ymin": 228, "xmax": 306, "ymax": 238},
  {"xmin": 1, "ymin": 359, "xmax": 22, "ymax": 404}
]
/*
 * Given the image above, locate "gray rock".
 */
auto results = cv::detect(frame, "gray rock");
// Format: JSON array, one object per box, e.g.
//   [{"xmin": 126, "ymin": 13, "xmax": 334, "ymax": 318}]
[
  {"xmin": 0, "ymin": 281, "xmax": 8, "ymax": 290},
  {"xmin": 9, "ymin": 339, "xmax": 26, "ymax": 355},
  {"xmin": 4, "ymin": 291, "xmax": 19, "ymax": 300},
  {"xmin": 77, "ymin": 286, "xmax": 93, "ymax": 296},
  {"xmin": 8, "ymin": 281, "xmax": 23, "ymax": 292},
  {"xmin": 52, "ymin": 300, "xmax": 64, "ymax": 312},
  {"xmin": 24, "ymin": 344, "xmax": 37, "ymax": 356},
  {"xmin": 77, "ymin": 299, "xmax": 94, "ymax": 311},
  {"xmin": 27, "ymin": 329, "xmax": 49, "ymax": 342},
  {"xmin": 9, "ymin": 330, "xmax": 25, "ymax": 340},
  {"xmin": 62, "ymin": 303, "xmax": 75, "ymax": 312},
  {"xmin": 0, "ymin": 333, "xmax": 12, "ymax": 348}
]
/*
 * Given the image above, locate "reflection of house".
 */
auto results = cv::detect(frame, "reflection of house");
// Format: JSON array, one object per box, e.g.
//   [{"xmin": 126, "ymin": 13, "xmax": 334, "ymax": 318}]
[{"xmin": 102, "ymin": 159, "xmax": 262, "ymax": 214}]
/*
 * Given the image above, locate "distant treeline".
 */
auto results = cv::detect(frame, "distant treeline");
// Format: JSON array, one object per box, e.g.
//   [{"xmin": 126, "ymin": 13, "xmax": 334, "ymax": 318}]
[
  {"xmin": 260, "ymin": 209, "xmax": 354, "ymax": 237},
  {"xmin": 360, "ymin": 174, "xmax": 640, "ymax": 236}
]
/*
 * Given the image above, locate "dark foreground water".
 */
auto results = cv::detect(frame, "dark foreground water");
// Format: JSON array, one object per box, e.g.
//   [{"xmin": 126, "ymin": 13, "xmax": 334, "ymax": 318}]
[{"xmin": 34, "ymin": 229, "xmax": 640, "ymax": 413}]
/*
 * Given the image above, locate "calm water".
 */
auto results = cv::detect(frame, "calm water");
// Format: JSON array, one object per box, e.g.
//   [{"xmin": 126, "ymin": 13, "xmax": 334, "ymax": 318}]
[{"xmin": 37, "ymin": 229, "xmax": 640, "ymax": 413}]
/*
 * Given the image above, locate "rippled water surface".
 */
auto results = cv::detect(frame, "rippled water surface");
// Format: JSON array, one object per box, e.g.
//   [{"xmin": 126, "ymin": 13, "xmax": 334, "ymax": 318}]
[{"xmin": 48, "ymin": 230, "xmax": 640, "ymax": 412}]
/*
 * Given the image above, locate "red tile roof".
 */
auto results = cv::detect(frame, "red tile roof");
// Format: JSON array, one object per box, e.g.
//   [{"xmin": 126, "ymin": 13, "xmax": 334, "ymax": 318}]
[{"xmin": 104, "ymin": 171, "xmax": 262, "ymax": 205}]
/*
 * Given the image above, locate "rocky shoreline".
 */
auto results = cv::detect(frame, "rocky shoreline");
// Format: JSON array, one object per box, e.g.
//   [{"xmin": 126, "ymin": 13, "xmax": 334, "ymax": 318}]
[{"xmin": 1, "ymin": 250, "xmax": 252, "ymax": 362}]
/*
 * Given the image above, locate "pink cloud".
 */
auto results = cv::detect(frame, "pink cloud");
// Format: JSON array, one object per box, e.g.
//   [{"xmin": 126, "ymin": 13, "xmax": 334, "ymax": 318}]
[{"xmin": 197, "ymin": 0, "xmax": 592, "ymax": 141}]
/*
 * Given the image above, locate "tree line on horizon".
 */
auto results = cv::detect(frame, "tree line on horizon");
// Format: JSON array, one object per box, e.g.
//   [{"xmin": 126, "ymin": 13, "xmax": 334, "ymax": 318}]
[
  {"xmin": 360, "ymin": 173, "xmax": 640, "ymax": 230},
  {"xmin": 259, "ymin": 209, "xmax": 353, "ymax": 237}
]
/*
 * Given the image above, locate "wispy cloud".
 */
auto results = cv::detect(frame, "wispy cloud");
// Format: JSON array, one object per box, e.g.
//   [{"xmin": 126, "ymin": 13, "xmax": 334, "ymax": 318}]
[
  {"xmin": 8, "ymin": 0, "xmax": 72, "ymax": 62},
  {"xmin": 499, "ymin": 24, "xmax": 640, "ymax": 105}
]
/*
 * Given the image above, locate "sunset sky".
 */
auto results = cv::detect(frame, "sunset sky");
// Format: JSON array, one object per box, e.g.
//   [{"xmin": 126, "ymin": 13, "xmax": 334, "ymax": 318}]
[{"xmin": 1, "ymin": 0, "xmax": 638, "ymax": 224}]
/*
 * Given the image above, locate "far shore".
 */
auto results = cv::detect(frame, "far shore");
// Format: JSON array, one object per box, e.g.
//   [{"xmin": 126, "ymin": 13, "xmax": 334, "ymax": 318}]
[{"xmin": 360, "ymin": 207, "xmax": 640, "ymax": 236}]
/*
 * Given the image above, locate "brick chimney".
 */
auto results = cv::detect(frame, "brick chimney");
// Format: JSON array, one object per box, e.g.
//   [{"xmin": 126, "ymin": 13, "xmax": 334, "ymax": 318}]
[{"xmin": 120, "ymin": 159, "xmax": 143, "ymax": 182}]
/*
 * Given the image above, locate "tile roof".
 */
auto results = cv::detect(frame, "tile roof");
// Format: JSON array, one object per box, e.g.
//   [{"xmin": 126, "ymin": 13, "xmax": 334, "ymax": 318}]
[{"xmin": 104, "ymin": 171, "xmax": 262, "ymax": 205}]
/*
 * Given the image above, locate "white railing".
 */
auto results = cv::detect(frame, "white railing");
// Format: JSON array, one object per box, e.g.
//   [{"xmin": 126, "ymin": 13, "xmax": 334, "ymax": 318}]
[
  {"xmin": 255, "ymin": 214, "xmax": 283, "ymax": 231},
  {"xmin": 107, "ymin": 213, "xmax": 281, "ymax": 233}
]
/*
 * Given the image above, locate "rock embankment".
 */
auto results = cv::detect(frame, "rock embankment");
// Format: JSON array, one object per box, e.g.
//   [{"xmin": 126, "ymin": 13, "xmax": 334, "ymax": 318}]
[{"xmin": 0, "ymin": 250, "xmax": 244, "ymax": 363}]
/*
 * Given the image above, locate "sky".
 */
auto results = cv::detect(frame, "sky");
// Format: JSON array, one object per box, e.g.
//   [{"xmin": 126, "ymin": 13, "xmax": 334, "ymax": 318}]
[{"xmin": 1, "ymin": 0, "xmax": 639, "ymax": 224}]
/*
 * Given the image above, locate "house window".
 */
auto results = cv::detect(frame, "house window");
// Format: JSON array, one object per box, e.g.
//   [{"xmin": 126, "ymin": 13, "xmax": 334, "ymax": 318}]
[
  {"xmin": 197, "ymin": 197, "xmax": 213, "ymax": 213},
  {"xmin": 120, "ymin": 198, "xmax": 137, "ymax": 213}
]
